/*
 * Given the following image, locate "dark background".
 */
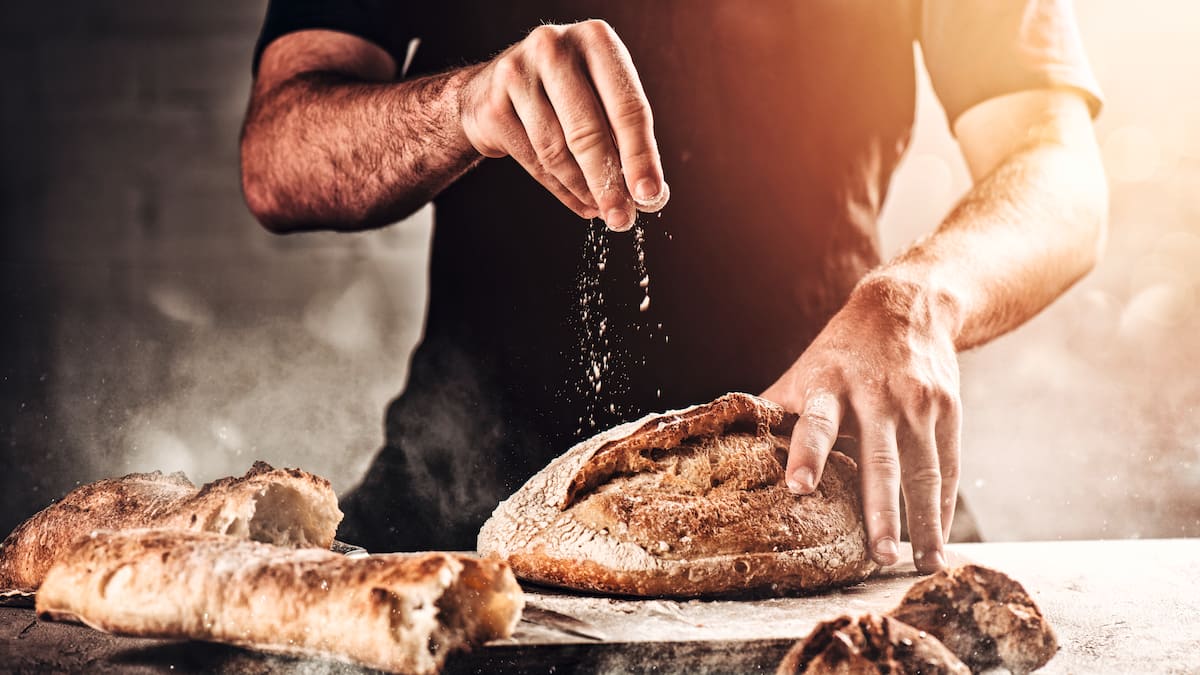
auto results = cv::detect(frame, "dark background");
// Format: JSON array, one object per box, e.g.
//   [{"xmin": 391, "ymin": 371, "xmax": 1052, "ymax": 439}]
[{"xmin": 2, "ymin": 1, "xmax": 1197, "ymax": 542}]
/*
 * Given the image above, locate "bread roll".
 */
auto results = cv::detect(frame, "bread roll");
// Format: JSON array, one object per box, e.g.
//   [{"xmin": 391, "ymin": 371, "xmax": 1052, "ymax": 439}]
[
  {"xmin": 36, "ymin": 529, "xmax": 523, "ymax": 675},
  {"xmin": 776, "ymin": 613, "xmax": 970, "ymax": 675},
  {"xmin": 0, "ymin": 461, "xmax": 341, "ymax": 591},
  {"xmin": 478, "ymin": 392, "xmax": 877, "ymax": 597},
  {"xmin": 888, "ymin": 564, "xmax": 1058, "ymax": 674}
]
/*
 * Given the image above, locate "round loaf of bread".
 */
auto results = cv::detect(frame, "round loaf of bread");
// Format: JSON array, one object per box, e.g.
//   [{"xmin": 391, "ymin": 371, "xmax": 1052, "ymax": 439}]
[{"xmin": 477, "ymin": 393, "xmax": 877, "ymax": 597}]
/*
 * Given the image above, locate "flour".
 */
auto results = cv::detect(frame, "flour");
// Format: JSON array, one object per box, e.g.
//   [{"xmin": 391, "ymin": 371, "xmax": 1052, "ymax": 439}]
[{"xmin": 572, "ymin": 215, "xmax": 671, "ymax": 434}]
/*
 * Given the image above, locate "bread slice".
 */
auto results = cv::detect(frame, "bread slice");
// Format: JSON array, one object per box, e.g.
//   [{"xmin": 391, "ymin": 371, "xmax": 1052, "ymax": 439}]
[
  {"xmin": 477, "ymin": 392, "xmax": 877, "ymax": 597},
  {"xmin": 0, "ymin": 461, "xmax": 341, "ymax": 591},
  {"xmin": 36, "ymin": 529, "xmax": 523, "ymax": 675}
]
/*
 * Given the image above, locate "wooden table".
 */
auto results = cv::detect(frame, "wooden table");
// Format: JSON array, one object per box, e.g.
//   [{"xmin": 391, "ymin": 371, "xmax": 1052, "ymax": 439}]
[{"xmin": 2, "ymin": 539, "xmax": 1197, "ymax": 673}]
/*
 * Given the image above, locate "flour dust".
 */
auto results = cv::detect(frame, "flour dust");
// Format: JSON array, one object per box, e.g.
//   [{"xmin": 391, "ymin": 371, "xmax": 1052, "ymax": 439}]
[{"xmin": 572, "ymin": 216, "xmax": 670, "ymax": 436}]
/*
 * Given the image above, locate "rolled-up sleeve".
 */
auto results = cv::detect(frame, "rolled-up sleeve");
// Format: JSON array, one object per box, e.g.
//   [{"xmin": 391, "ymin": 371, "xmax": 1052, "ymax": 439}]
[
  {"xmin": 920, "ymin": 0, "xmax": 1103, "ymax": 126},
  {"xmin": 252, "ymin": 0, "xmax": 416, "ymax": 76}
]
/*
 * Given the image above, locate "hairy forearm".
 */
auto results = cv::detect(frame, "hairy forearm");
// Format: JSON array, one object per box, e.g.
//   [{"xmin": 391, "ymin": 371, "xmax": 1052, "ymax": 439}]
[
  {"xmin": 240, "ymin": 67, "xmax": 482, "ymax": 232},
  {"xmin": 863, "ymin": 140, "xmax": 1108, "ymax": 350}
]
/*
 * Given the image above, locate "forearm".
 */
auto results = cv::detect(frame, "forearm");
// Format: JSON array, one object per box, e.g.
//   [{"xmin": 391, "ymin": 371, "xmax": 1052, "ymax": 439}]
[
  {"xmin": 240, "ymin": 67, "xmax": 482, "ymax": 233},
  {"xmin": 861, "ymin": 139, "xmax": 1108, "ymax": 350}
]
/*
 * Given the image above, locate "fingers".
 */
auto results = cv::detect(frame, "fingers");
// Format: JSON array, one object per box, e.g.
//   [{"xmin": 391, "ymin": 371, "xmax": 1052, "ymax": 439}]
[
  {"xmin": 785, "ymin": 391, "xmax": 843, "ymax": 494},
  {"xmin": 537, "ymin": 46, "xmax": 634, "ymax": 231},
  {"xmin": 858, "ymin": 416, "xmax": 902, "ymax": 567},
  {"xmin": 466, "ymin": 22, "xmax": 666, "ymax": 230},
  {"xmin": 935, "ymin": 397, "xmax": 961, "ymax": 543},
  {"xmin": 573, "ymin": 20, "xmax": 668, "ymax": 212},
  {"xmin": 897, "ymin": 417, "xmax": 946, "ymax": 574},
  {"xmin": 507, "ymin": 82, "xmax": 598, "ymax": 216}
]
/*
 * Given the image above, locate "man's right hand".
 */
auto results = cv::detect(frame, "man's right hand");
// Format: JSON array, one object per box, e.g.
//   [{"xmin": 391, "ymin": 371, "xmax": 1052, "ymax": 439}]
[{"xmin": 458, "ymin": 20, "xmax": 669, "ymax": 231}]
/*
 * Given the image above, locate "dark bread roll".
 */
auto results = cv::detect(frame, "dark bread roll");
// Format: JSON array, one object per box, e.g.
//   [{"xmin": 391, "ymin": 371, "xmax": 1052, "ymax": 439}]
[
  {"xmin": 478, "ymin": 393, "xmax": 877, "ymax": 597},
  {"xmin": 888, "ymin": 564, "xmax": 1058, "ymax": 674},
  {"xmin": 776, "ymin": 613, "xmax": 970, "ymax": 674}
]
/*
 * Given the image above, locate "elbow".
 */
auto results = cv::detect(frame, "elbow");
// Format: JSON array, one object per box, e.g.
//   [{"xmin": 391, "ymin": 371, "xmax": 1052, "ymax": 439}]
[
  {"xmin": 240, "ymin": 140, "xmax": 296, "ymax": 235},
  {"xmin": 241, "ymin": 177, "xmax": 289, "ymax": 235}
]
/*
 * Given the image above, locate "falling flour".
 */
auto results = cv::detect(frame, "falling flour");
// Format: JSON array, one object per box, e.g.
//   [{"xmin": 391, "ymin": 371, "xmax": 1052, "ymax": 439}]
[{"xmin": 572, "ymin": 216, "xmax": 670, "ymax": 436}]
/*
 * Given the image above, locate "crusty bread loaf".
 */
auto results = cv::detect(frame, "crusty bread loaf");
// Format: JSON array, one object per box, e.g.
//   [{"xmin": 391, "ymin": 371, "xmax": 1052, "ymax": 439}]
[
  {"xmin": 478, "ymin": 392, "xmax": 877, "ymax": 597},
  {"xmin": 0, "ymin": 461, "xmax": 341, "ymax": 591},
  {"xmin": 889, "ymin": 564, "xmax": 1058, "ymax": 674},
  {"xmin": 36, "ymin": 529, "xmax": 523, "ymax": 675},
  {"xmin": 776, "ymin": 613, "xmax": 970, "ymax": 675}
]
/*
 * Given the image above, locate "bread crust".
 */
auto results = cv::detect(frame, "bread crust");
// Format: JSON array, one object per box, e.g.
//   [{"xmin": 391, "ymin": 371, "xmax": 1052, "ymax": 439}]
[
  {"xmin": 35, "ymin": 529, "xmax": 523, "ymax": 675},
  {"xmin": 0, "ymin": 461, "xmax": 341, "ymax": 591},
  {"xmin": 888, "ymin": 564, "xmax": 1058, "ymax": 674},
  {"xmin": 776, "ymin": 613, "xmax": 970, "ymax": 675},
  {"xmin": 478, "ymin": 393, "xmax": 877, "ymax": 597}
]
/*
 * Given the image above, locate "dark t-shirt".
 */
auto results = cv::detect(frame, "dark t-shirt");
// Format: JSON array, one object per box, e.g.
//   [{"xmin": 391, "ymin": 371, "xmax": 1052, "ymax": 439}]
[{"xmin": 254, "ymin": 1, "xmax": 1101, "ymax": 551}]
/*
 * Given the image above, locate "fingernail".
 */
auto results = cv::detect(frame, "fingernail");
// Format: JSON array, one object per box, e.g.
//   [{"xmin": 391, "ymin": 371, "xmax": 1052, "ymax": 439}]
[
  {"xmin": 873, "ymin": 538, "xmax": 899, "ymax": 565},
  {"xmin": 633, "ymin": 180, "xmax": 670, "ymax": 212},
  {"xmin": 930, "ymin": 549, "xmax": 947, "ymax": 570},
  {"xmin": 786, "ymin": 468, "xmax": 815, "ymax": 493},
  {"xmin": 605, "ymin": 208, "xmax": 632, "ymax": 232},
  {"xmin": 634, "ymin": 178, "xmax": 660, "ymax": 202}
]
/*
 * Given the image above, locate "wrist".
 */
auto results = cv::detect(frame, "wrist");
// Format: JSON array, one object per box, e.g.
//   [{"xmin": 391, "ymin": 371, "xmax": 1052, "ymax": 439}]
[
  {"xmin": 453, "ymin": 63, "xmax": 493, "ymax": 159},
  {"xmin": 849, "ymin": 272, "xmax": 966, "ymax": 346}
]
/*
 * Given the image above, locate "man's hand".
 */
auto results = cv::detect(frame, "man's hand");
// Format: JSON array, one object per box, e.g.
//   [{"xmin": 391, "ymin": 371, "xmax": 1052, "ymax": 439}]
[
  {"xmin": 762, "ymin": 276, "xmax": 963, "ymax": 574},
  {"xmin": 760, "ymin": 88, "xmax": 1106, "ymax": 576},
  {"xmin": 459, "ymin": 20, "xmax": 669, "ymax": 231}
]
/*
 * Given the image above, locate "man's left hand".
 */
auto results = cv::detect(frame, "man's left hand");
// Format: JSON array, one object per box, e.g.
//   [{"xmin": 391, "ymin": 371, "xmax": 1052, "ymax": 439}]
[{"xmin": 762, "ymin": 275, "xmax": 962, "ymax": 574}]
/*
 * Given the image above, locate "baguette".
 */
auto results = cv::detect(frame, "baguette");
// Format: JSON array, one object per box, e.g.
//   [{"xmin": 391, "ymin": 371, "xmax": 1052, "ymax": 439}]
[
  {"xmin": 478, "ymin": 392, "xmax": 877, "ymax": 597},
  {"xmin": 36, "ymin": 529, "xmax": 523, "ymax": 675},
  {"xmin": 0, "ymin": 461, "xmax": 341, "ymax": 591}
]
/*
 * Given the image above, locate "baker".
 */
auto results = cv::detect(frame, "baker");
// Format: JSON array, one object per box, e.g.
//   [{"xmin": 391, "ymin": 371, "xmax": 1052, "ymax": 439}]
[{"xmin": 240, "ymin": 1, "xmax": 1105, "ymax": 573}]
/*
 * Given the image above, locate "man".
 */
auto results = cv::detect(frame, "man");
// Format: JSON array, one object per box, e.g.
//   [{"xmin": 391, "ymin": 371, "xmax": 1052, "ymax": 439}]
[{"xmin": 241, "ymin": 1, "xmax": 1106, "ymax": 573}]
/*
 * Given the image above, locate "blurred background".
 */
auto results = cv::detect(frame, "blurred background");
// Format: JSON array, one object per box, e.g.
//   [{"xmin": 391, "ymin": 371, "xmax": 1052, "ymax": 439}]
[{"xmin": 1, "ymin": 1, "xmax": 1196, "ymax": 542}]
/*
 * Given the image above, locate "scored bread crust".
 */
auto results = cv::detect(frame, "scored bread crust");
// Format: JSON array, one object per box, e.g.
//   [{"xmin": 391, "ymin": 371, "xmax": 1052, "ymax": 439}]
[
  {"xmin": 477, "ymin": 393, "xmax": 877, "ymax": 597},
  {"xmin": 0, "ymin": 461, "xmax": 342, "ymax": 591},
  {"xmin": 35, "ymin": 530, "xmax": 523, "ymax": 675}
]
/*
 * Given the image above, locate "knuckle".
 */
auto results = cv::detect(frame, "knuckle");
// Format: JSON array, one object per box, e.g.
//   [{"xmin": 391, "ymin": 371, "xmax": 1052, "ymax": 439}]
[
  {"xmin": 940, "ymin": 463, "xmax": 961, "ymax": 484},
  {"xmin": 869, "ymin": 508, "xmax": 902, "ymax": 528},
  {"xmin": 907, "ymin": 379, "xmax": 937, "ymax": 413},
  {"xmin": 532, "ymin": 135, "xmax": 571, "ymax": 168},
  {"xmin": 864, "ymin": 449, "xmax": 900, "ymax": 477},
  {"xmin": 610, "ymin": 98, "xmax": 652, "ymax": 129},
  {"xmin": 907, "ymin": 467, "xmax": 943, "ymax": 489},
  {"xmin": 564, "ymin": 125, "xmax": 609, "ymax": 156},
  {"xmin": 578, "ymin": 18, "xmax": 616, "ymax": 41},
  {"xmin": 800, "ymin": 409, "xmax": 838, "ymax": 439},
  {"xmin": 526, "ymin": 25, "xmax": 568, "ymax": 61},
  {"xmin": 490, "ymin": 56, "xmax": 525, "ymax": 89},
  {"xmin": 935, "ymin": 388, "xmax": 959, "ymax": 414}
]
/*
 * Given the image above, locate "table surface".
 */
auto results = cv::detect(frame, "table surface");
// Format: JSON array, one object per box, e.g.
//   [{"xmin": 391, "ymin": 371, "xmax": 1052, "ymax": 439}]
[{"xmin": 2, "ymin": 538, "xmax": 1197, "ymax": 674}]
